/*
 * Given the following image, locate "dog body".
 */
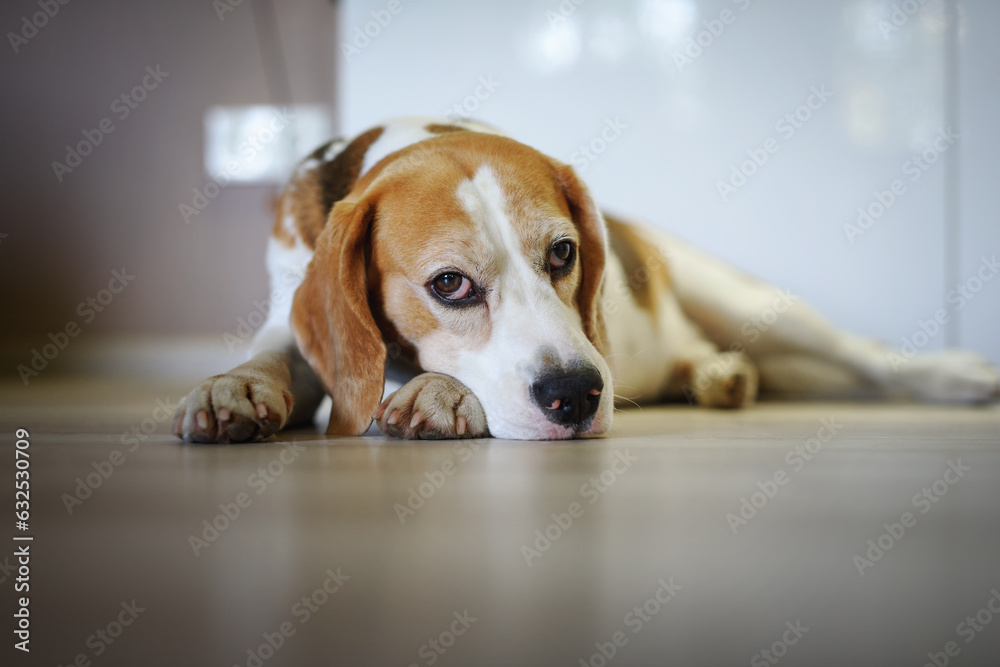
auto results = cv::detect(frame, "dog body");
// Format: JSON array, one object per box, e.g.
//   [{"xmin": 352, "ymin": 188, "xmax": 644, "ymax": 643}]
[{"xmin": 174, "ymin": 117, "xmax": 999, "ymax": 443}]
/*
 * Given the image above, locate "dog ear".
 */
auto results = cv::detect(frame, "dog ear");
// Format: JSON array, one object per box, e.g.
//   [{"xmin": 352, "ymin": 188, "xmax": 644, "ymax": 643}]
[
  {"xmin": 553, "ymin": 163, "xmax": 610, "ymax": 357},
  {"xmin": 291, "ymin": 197, "xmax": 385, "ymax": 436}
]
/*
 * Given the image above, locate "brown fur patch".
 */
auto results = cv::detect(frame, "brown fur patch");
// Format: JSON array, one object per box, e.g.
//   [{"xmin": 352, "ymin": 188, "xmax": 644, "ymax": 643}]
[
  {"xmin": 316, "ymin": 127, "xmax": 385, "ymax": 214},
  {"xmin": 275, "ymin": 127, "xmax": 386, "ymax": 249},
  {"xmin": 284, "ymin": 172, "xmax": 327, "ymax": 248},
  {"xmin": 290, "ymin": 199, "xmax": 387, "ymax": 435},
  {"xmin": 367, "ymin": 159, "xmax": 481, "ymax": 354},
  {"xmin": 426, "ymin": 123, "xmax": 469, "ymax": 134},
  {"xmin": 604, "ymin": 213, "xmax": 672, "ymax": 317}
]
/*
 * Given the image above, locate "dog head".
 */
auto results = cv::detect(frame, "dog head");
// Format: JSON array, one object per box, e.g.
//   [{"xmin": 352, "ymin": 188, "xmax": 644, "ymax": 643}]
[{"xmin": 291, "ymin": 131, "xmax": 613, "ymax": 439}]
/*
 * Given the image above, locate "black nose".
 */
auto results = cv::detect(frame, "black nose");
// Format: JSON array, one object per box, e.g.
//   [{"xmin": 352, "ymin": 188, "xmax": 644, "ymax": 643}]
[{"xmin": 531, "ymin": 366, "xmax": 604, "ymax": 429}]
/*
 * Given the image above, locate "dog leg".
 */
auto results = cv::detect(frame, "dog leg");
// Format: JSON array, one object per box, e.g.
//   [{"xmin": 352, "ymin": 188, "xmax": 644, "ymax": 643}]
[
  {"xmin": 729, "ymin": 302, "xmax": 999, "ymax": 403},
  {"xmin": 657, "ymin": 232, "xmax": 999, "ymax": 403},
  {"xmin": 375, "ymin": 373, "xmax": 489, "ymax": 439},
  {"xmin": 662, "ymin": 296, "xmax": 761, "ymax": 408},
  {"xmin": 174, "ymin": 228, "xmax": 329, "ymax": 443},
  {"xmin": 174, "ymin": 304, "xmax": 327, "ymax": 442},
  {"xmin": 173, "ymin": 350, "xmax": 295, "ymax": 443}
]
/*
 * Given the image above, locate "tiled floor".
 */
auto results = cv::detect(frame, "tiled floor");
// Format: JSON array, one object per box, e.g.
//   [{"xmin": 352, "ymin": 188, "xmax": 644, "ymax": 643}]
[{"xmin": 2, "ymin": 377, "xmax": 999, "ymax": 666}]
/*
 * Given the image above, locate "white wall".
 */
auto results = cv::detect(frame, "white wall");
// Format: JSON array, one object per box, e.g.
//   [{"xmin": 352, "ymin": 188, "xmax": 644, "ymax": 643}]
[{"xmin": 339, "ymin": 0, "xmax": 999, "ymax": 364}]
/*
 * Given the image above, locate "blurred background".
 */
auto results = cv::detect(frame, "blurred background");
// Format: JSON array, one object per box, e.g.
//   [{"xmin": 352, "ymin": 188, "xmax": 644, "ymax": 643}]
[{"xmin": 1, "ymin": 0, "xmax": 997, "ymax": 384}]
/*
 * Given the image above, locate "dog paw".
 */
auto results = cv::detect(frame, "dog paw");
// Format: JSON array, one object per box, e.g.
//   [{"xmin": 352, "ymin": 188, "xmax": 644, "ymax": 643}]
[
  {"xmin": 689, "ymin": 351, "xmax": 759, "ymax": 409},
  {"xmin": 173, "ymin": 373, "xmax": 293, "ymax": 443},
  {"xmin": 894, "ymin": 349, "xmax": 1000, "ymax": 403},
  {"xmin": 375, "ymin": 373, "xmax": 488, "ymax": 439}
]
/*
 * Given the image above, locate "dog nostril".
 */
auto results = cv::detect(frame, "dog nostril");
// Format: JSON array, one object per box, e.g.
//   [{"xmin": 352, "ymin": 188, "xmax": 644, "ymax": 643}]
[
  {"xmin": 545, "ymin": 398, "xmax": 583, "ymax": 414},
  {"xmin": 531, "ymin": 366, "xmax": 604, "ymax": 429}
]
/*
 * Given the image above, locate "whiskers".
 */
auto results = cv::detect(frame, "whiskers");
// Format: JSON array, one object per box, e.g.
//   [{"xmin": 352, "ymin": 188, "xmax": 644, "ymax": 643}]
[
  {"xmin": 613, "ymin": 393, "xmax": 642, "ymax": 411},
  {"xmin": 608, "ymin": 381, "xmax": 642, "ymax": 411}
]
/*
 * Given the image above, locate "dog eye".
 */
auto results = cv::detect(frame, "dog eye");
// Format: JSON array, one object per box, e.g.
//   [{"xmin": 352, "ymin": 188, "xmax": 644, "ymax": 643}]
[
  {"xmin": 431, "ymin": 272, "xmax": 473, "ymax": 301},
  {"xmin": 549, "ymin": 241, "xmax": 575, "ymax": 270}
]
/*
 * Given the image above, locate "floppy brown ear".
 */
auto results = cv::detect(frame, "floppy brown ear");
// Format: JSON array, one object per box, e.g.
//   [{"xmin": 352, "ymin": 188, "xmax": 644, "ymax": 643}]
[
  {"xmin": 291, "ymin": 198, "xmax": 386, "ymax": 436},
  {"xmin": 553, "ymin": 163, "xmax": 610, "ymax": 357}
]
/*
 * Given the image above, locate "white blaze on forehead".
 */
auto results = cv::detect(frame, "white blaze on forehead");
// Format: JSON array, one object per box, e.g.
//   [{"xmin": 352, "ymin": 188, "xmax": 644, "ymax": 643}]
[
  {"xmin": 456, "ymin": 165, "xmax": 539, "ymax": 301},
  {"xmin": 452, "ymin": 165, "xmax": 585, "ymax": 367}
]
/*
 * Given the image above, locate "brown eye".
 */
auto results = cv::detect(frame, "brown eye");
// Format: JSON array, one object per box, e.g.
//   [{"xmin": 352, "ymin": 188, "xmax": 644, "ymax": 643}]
[
  {"xmin": 549, "ymin": 241, "xmax": 575, "ymax": 270},
  {"xmin": 432, "ymin": 272, "xmax": 473, "ymax": 301}
]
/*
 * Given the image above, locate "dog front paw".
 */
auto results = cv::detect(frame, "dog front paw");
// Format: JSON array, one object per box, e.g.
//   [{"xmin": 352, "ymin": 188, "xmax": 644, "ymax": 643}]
[
  {"xmin": 375, "ymin": 373, "xmax": 489, "ymax": 439},
  {"xmin": 173, "ymin": 372, "xmax": 293, "ymax": 443}
]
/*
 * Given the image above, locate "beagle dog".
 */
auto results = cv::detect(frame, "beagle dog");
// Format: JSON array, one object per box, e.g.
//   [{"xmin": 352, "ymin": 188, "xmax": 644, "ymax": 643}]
[{"xmin": 173, "ymin": 117, "xmax": 1000, "ymax": 442}]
